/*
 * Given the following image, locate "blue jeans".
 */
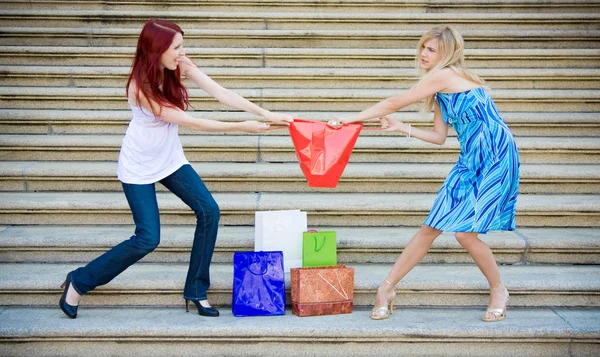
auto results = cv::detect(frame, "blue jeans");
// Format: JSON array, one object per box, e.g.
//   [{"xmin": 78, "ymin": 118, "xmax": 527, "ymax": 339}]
[{"xmin": 70, "ymin": 164, "xmax": 220, "ymax": 301}]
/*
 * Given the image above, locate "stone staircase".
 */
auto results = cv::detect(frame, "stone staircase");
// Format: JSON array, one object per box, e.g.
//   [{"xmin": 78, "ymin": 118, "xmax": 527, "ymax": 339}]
[{"xmin": 0, "ymin": 0, "xmax": 599, "ymax": 356}]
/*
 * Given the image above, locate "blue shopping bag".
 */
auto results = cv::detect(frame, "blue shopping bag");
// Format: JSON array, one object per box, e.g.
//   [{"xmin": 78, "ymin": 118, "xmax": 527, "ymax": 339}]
[{"xmin": 232, "ymin": 251, "xmax": 286, "ymax": 317}]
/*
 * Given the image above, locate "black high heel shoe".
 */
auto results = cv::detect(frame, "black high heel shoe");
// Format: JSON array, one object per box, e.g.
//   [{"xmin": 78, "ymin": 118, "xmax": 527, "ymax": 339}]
[
  {"xmin": 59, "ymin": 272, "xmax": 78, "ymax": 319},
  {"xmin": 186, "ymin": 299, "xmax": 219, "ymax": 317}
]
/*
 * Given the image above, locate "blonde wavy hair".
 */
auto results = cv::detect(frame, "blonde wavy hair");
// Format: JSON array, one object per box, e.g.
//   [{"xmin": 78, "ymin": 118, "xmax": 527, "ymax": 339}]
[{"xmin": 414, "ymin": 25, "xmax": 485, "ymax": 112}]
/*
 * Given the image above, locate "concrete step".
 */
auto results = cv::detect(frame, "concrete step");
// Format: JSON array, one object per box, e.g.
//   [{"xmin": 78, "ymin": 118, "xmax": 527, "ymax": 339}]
[
  {"xmin": 1, "ymin": 262, "xmax": 599, "ymax": 307},
  {"xmin": 0, "ymin": 1, "xmax": 596, "ymax": 355},
  {"xmin": 0, "ymin": 191, "xmax": 598, "ymax": 227},
  {"xmin": 1, "ymin": 10, "xmax": 598, "ymax": 30},
  {"xmin": 0, "ymin": 307, "xmax": 597, "ymax": 357},
  {"xmin": 1, "ymin": 134, "xmax": 598, "ymax": 164},
  {"xmin": 3, "ymin": 66, "xmax": 599, "ymax": 90},
  {"xmin": 2, "ymin": 46, "xmax": 598, "ymax": 68},
  {"xmin": 0, "ymin": 225, "xmax": 598, "ymax": 265},
  {"xmin": 1, "ymin": 27, "xmax": 597, "ymax": 48},
  {"xmin": 1, "ymin": 87, "xmax": 598, "ymax": 112},
  {"xmin": 1, "ymin": 161, "xmax": 598, "ymax": 194},
  {"xmin": 2, "ymin": 0, "xmax": 600, "ymax": 13},
  {"xmin": 2, "ymin": 109, "xmax": 598, "ymax": 137}
]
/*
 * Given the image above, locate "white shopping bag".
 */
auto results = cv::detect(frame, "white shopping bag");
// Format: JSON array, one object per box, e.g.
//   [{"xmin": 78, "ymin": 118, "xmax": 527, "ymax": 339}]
[{"xmin": 255, "ymin": 210, "xmax": 307, "ymax": 272}]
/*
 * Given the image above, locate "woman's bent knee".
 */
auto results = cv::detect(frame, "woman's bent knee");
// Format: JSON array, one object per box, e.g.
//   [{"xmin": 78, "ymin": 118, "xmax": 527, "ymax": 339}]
[
  {"xmin": 130, "ymin": 232, "xmax": 160, "ymax": 252},
  {"xmin": 194, "ymin": 200, "xmax": 220, "ymax": 222},
  {"xmin": 419, "ymin": 225, "xmax": 442, "ymax": 238},
  {"xmin": 455, "ymin": 232, "xmax": 477, "ymax": 247}
]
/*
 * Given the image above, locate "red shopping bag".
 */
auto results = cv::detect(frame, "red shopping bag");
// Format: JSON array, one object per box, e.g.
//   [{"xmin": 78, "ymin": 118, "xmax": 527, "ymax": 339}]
[{"xmin": 289, "ymin": 119, "xmax": 363, "ymax": 188}]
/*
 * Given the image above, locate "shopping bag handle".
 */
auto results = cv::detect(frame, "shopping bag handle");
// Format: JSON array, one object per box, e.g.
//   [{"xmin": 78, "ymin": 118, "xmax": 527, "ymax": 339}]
[
  {"xmin": 305, "ymin": 229, "xmax": 326, "ymax": 252},
  {"xmin": 247, "ymin": 254, "xmax": 268, "ymax": 275},
  {"xmin": 313, "ymin": 236, "xmax": 326, "ymax": 252},
  {"xmin": 269, "ymin": 118, "xmax": 383, "ymax": 131}
]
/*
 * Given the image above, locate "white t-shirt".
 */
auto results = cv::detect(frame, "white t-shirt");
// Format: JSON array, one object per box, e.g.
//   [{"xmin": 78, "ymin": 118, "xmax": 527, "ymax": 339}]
[{"xmin": 117, "ymin": 102, "xmax": 189, "ymax": 184}]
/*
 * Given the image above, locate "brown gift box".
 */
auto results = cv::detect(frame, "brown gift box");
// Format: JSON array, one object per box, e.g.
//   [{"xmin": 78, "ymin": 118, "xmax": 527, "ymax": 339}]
[{"xmin": 290, "ymin": 265, "xmax": 354, "ymax": 317}]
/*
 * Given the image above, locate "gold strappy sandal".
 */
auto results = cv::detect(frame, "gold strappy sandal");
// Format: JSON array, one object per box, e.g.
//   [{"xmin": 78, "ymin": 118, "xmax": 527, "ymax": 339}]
[
  {"xmin": 482, "ymin": 284, "xmax": 509, "ymax": 322},
  {"xmin": 370, "ymin": 279, "xmax": 396, "ymax": 320}
]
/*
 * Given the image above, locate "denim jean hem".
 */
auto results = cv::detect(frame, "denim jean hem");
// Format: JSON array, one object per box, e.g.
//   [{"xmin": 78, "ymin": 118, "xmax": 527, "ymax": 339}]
[
  {"xmin": 183, "ymin": 294, "xmax": 208, "ymax": 301},
  {"xmin": 69, "ymin": 272, "xmax": 86, "ymax": 296}
]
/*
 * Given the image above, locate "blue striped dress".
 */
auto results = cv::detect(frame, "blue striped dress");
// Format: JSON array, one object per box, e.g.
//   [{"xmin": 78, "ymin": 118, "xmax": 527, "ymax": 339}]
[{"xmin": 423, "ymin": 87, "xmax": 520, "ymax": 233}]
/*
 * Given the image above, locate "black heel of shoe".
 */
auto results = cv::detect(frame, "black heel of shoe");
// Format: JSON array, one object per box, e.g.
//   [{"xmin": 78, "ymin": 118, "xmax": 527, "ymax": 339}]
[
  {"xmin": 59, "ymin": 272, "xmax": 78, "ymax": 319},
  {"xmin": 185, "ymin": 299, "xmax": 219, "ymax": 317}
]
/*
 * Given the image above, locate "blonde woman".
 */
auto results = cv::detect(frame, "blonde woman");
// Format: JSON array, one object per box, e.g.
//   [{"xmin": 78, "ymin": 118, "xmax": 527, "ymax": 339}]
[{"xmin": 329, "ymin": 25, "xmax": 519, "ymax": 322}]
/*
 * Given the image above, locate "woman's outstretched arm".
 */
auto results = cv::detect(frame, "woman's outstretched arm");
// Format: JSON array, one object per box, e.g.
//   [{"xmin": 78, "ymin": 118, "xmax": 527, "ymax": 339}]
[
  {"xmin": 337, "ymin": 69, "xmax": 452, "ymax": 124},
  {"xmin": 179, "ymin": 56, "xmax": 292, "ymax": 125},
  {"xmin": 128, "ymin": 81, "xmax": 271, "ymax": 133}
]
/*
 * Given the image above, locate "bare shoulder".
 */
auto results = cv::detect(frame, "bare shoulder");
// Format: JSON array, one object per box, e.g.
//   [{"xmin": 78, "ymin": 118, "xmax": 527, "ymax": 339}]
[
  {"xmin": 127, "ymin": 80, "xmax": 138, "ymax": 102},
  {"xmin": 126, "ymin": 80, "xmax": 160, "ymax": 114},
  {"xmin": 127, "ymin": 80, "xmax": 152, "ymax": 107},
  {"xmin": 422, "ymin": 68, "xmax": 455, "ymax": 85},
  {"xmin": 415, "ymin": 68, "xmax": 455, "ymax": 93},
  {"xmin": 434, "ymin": 68, "xmax": 460, "ymax": 81}
]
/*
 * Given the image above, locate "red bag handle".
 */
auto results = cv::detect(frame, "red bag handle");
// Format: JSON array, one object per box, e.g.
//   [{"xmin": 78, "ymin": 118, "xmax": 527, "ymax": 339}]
[{"xmin": 267, "ymin": 118, "xmax": 384, "ymax": 131}]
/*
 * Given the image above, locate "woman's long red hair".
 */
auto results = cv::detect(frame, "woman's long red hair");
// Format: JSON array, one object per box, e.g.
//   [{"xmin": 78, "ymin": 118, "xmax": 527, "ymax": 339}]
[{"xmin": 126, "ymin": 19, "xmax": 190, "ymax": 116}]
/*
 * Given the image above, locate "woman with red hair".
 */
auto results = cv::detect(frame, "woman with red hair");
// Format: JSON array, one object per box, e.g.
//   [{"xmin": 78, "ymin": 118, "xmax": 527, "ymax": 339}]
[{"xmin": 59, "ymin": 19, "xmax": 292, "ymax": 319}]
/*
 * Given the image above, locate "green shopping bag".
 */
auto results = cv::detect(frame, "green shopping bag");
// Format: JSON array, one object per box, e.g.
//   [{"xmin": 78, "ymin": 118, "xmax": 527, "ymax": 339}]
[{"xmin": 302, "ymin": 230, "xmax": 337, "ymax": 267}]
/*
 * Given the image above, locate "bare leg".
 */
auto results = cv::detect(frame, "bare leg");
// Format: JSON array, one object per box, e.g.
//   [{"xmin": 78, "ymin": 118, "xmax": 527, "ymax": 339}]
[
  {"xmin": 199, "ymin": 300, "xmax": 212, "ymax": 307},
  {"xmin": 65, "ymin": 284, "xmax": 81, "ymax": 306},
  {"xmin": 374, "ymin": 225, "xmax": 442, "ymax": 308},
  {"xmin": 455, "ymin": 232, "xmax": 509, "ymax": 319}
]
